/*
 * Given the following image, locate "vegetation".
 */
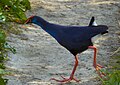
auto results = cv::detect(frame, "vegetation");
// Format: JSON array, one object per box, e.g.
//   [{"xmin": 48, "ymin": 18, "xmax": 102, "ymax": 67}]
[
  {"xmin": 99, "ymin": 69, "xmax": 120, "ymax": 85},
  {"xmin": 99, "ymin": 56, "xmax": 120, "ymax": 85},
  {"xmin": 0, "ymin": 0, "xmax": 31, "ymax": 23},
  {"xmin": 0, "ymin": 30, "xmax": 16, "ymax": 85},
  {"xmin": 0, "ymin": 0, "xmax": 31, "ymax": 85}
]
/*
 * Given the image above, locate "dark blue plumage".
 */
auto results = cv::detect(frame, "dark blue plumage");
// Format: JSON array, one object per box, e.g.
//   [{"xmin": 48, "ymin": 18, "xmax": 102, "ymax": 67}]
[
  {"xmin": 26, "ymin": 16, "xmax": 108, "ymax": 55},
  {"xmin": 25, "ymin": 16, "xmax": 108, "ymax": 82}
]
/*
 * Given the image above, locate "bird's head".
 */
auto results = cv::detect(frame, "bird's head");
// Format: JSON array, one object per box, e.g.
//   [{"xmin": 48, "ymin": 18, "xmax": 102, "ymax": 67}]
[
  {"xmin": 25, "ymin": 16, "xmax": 49, "ymax": 29},
  {"xmin": 25, "ymin": 16, "xmax": 35, "ymax": 24}
]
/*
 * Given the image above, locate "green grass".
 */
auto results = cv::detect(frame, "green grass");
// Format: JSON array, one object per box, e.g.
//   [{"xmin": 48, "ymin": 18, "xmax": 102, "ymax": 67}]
[
  {"xmin": 99, "ymin": 56, "xmax": 120, "ymax": 85},
  {"xmin": 110, "ymin": 56, "xmax": 120, "ymax": 69},
  {"xmin": 99, "ymin": 69, "xmax": 120, "ymax": 85}
]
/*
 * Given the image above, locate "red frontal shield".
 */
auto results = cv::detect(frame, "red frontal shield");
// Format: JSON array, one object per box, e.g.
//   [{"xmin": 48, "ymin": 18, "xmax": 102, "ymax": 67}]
[{"xmin": 25, "ymin": 16, "xmax": 34, "ymax": 24}]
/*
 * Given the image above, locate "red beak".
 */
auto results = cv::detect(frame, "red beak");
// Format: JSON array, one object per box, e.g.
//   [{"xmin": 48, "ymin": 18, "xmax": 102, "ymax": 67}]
[{"xmin": 24, "ymin": 16, "xmax": 34, "ymax": 24}]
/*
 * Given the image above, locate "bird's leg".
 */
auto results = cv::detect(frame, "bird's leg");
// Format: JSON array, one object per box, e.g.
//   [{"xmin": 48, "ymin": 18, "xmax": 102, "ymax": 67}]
[
  {"xmin": 88, "ymin": 46, "xmax": 106, "ymax": 77},
  {"xmin": 50, "ymin": 55, "xmax": 80, "ymax": 83}
]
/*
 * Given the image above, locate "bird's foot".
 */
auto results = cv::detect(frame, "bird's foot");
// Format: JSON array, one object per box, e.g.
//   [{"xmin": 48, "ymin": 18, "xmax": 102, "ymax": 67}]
[
  {"xmin": 94, "ymin": 64, "xmax": 104, "ymax": 71},
  {"xmin": 50, "ymin": 75, "xmax": 80, "ymax": 83},
  {"xmin": 94, "ymin": 64, "xmax": 106, "ymax": 78}
]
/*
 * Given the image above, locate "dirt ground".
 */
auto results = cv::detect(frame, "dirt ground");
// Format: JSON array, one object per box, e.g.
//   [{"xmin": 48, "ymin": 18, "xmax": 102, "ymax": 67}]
[{"xmin": 5, "ymin": 0, "xmax": 120, "ymax": 85}]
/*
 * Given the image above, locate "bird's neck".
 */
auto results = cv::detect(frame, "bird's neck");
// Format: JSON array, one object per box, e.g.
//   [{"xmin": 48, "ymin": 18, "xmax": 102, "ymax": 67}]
[
  {"xmin": 33, "ymin": 17, "xmax": 58, "ymax": 39},
  {"xmin": 33, "ymin": 17, "xmax": 49, "ymax": 30}
]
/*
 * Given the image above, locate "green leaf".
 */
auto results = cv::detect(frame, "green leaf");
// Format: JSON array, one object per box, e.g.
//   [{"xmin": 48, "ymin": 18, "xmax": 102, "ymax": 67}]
[
  {"xmin": 0, "ymin": 0, "xmax": 31, "ymax": 22},
  {"xmin": 0, "ymin": 64, "xmax": 5, "ymax": 69},
  {"xmin": 0, "ymin": 31, "xmax": 6, "ymax": 44},
  {"xmin": 4, "ymin": 43, "xmax": 16, "ymax": 54},
  {"xmin": 0, "ymin": 77, "xmax": 6, "ymax": 85},
  {"xmin": 0, "ymin": 69, "xmax": 8, "ymax": 75},
  {"xmin": 20, "ymin": 0, "xmax": 31, "ymax": 10}
]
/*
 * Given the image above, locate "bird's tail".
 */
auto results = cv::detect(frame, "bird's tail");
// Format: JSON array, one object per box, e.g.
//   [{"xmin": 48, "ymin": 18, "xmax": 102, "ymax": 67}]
[
  {"xmin": 98, "ymin": 25, "xmax": 108, "ymax": 34},
  {"xmin": 89, "ymin": 16, "xmax": 98, "ymax": 26},
  {"xmin": 92, "ymin": 25, "xmax": 108, "ymax": 35},
  {"xmin": 89, "ymin": 17, "xmax": 108, "ymax": 34}
]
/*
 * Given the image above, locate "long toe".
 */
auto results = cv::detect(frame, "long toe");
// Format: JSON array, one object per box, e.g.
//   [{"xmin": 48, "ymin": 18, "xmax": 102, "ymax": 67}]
[
  {"xmin": 60, "ymin": 76, "xmax": 80, "ymax": 82},
  {"xmin": 97, "ymin": 70, "xmax": 106, "ymax": 78},
  {"xmin": 94, "ymin": 64, "xmax": 107, "ymax": 78},
  {"xmin": 96, "ymin": 64, "xmax": 104, "ymax": 68},
  {"xmin": 95, "ymin": 68, "xmax": 106, "ymax": 78},
  {"xmin": 50, "ymin": 78, "xmax": 71, "ymax": 83},
  {"xmin": 73, "ymin": 77, "xmax": 81, "ymax": 82},
  {"xmin": 94, "ymin": 64, "xmax": 104, "ymax": 71},
  {"xmin": 50, "ymin": 76, "xmax": 80, "ymax": 83}
]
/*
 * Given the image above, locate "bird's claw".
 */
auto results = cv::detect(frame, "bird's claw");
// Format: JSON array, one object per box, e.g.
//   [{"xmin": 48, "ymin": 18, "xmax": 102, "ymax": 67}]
[
  {"xmin": 60, "ymin": 75, "xmax": 80, "ymax": 82},
  {"xmin": 94, "ymin": 64, "xmax": 106, "ymax": 78},
  {"xmin": 94, "ymin": 64, "xmax": 104, "ymax": 71},
  {"xmin": 97, "ymin": 64, "xmax": 104, "ymax": 68},
  {"xmin": 96, "ymin": 69, "xmax": 106, "ymax": 78},
  {"xmin": 50, "ymin": 76, "xmax": 80, "ymax": 83}
]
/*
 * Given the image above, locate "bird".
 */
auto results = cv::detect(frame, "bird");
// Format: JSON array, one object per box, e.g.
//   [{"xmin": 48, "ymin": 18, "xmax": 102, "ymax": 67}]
[{"xmin": 25, "ymin": 16, "xmax": 108, "ymax": 83}]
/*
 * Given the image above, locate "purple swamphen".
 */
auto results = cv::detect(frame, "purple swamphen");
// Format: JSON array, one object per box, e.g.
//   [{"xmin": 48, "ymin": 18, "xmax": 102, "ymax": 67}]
[{"xmin": 25, "ymin": 16, "xmax": 108, "ymax": 83}]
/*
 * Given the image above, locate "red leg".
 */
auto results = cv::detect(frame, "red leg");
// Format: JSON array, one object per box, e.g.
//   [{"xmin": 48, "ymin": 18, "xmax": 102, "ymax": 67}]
[
  {"xmin": 88, "ymin": 46, "xmax": 106, "ymax": 77},
  {"xmin": 50, "ymin": 54, "xmax": 80, "ymax": 83}
]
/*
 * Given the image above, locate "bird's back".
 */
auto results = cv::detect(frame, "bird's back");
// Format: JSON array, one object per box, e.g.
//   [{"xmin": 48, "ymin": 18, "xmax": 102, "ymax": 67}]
[{"xmin": 48, "ymin": 24, "xmax": 108, "ymax": 43}]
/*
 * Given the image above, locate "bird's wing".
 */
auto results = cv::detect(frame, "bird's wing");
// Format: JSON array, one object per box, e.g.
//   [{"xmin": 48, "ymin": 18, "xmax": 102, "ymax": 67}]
[{"xmin": 58, "ymin": 25, "xmax": 108, "ymax": 45}]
